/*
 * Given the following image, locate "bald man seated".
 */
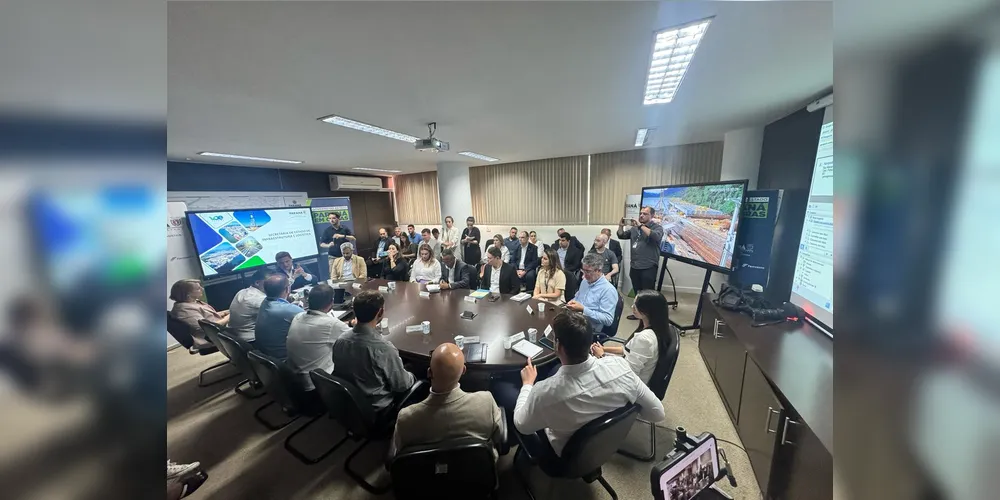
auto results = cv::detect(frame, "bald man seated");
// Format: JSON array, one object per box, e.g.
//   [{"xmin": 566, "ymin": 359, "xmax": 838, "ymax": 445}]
[{"xmin": 389, "ymin": 343, "xmax": 505, "ymax": 460}]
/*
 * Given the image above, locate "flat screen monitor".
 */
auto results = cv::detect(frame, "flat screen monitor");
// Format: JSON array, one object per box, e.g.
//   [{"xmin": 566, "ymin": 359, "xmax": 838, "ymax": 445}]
[
  {"xmin": 186, "ymin": 207, "xmax": 318, "ymax": 278},
  {"xmin": 640, "ymin": 180, "xmax": 748, "ymax": 273}
]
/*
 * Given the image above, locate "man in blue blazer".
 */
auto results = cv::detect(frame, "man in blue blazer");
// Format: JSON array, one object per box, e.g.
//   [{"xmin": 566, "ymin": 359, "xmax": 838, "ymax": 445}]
[{"xmin": 509, "ymin": 231, "xmax": 540, "ymax": 292}]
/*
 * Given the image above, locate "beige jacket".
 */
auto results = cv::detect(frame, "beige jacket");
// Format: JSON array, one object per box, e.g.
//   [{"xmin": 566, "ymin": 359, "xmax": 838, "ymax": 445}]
[
  {"xmin": 391, "ymin": 387, "xmax": 504, "ymax": 460},
  {"xmin": 330, "ymin": 254, "xmax": 367, "ymax": 281}
]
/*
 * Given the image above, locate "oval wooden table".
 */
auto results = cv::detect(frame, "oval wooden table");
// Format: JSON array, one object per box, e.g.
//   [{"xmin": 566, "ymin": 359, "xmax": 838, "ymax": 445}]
[{"xmin": 355, "ymin": 279, "xmax": 559, "ymax": 371}]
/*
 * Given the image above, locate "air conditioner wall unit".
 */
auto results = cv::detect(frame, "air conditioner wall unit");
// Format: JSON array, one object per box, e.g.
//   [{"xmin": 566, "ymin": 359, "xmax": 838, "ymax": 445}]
[{"xmin": 329, "ymin": 175, "xmax": 383, "ymax": 191}]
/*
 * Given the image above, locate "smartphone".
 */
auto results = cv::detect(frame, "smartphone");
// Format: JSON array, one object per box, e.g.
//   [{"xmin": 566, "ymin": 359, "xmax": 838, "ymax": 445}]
[
  {"xmin": 460, "ymin": 311, "xmax": 477, "ymax": 320},
  {"xmin": 651, "ymin": 433, "xmax": 719, "ymax": 500}
]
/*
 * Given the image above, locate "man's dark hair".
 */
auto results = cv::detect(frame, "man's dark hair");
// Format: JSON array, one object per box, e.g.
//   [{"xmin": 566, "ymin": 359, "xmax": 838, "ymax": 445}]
[
  {"xmin": 353, "ymin": 290, "xmax": 385, "ymax": 323},
  {"xmin": 559, "ymin": 232, "xmax": 572, "ymax": 241},
  {"xmin": 557, "ymin": 228, "xmax": 565, "ymax": 234},
  {"xmin": 421, "ymin": 228, "xmax": 431, "ymax": 235},
  {"xmin": 250, "ymin": 268, "xmax": 270, "ymax": 284},
  {"xmin": 552, "ymin": 311, "xmax": 593, "ymax": 364},
  {"xmin": 432, "ymin": 228, "xmax": 440, "ymax": 237},
  {"xmin": 466, "ymin": 216, "xmax": 475, "ymax": 223},
  {"xmin": 308, "ymin": 283, "xmax": 336, "ymax": 310},
  {"xmin": 487, "ymin": 246, "xmax": 502, "ymax": 259},
  {"xmin": 275, "ymin": 251, "xmax": 292, "ymax": 262},
  {"xmin": 510, "ymin": 226, "xmax": 517, "ymax": 231},
  {"xmin": 263, "ymin": 273, "xmax": 289, "ymax": 298},
  {"xmin": 440, "ymin": 247, "xmax": 455, "ymax": 258},
  {"xmin": 407, "ymin": 224, "xmax": 415, "ymax": 230},
  {"xmin": 642, "ymin": 205, "xmax": 656, "ymax": 217},
  {"xmin": 329, "ymin": 212, "xmax": 340, "ymax": 219}
]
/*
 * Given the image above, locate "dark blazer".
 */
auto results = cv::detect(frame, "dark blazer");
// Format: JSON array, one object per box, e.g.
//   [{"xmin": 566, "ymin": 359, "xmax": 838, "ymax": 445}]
[
  {"xmin": 553, "ymin": 236, "xmax": 585, "ymax": 254},
  {"xmin": 460, "ymin": 227, "xmax": 482, "ymax": 266},
  {"xmin": 439, "ymin": 259, "xmax": 472, "ymax": 289},
  {"xmin": 559, "ymin": 244, "xmax": 584, "ymax": 275},
  {"xmin": 381, "ymin": 258, "xmax": 410, "ymax": 281},
  {"xmin": 589, "ymin": 239, "xmax": 623, "ymax": 265},
  {"xmin": 481, "ymin": 262, "xmax": 520, "ymax": 294},
  {"xmin": 509, "ymin": 243, "xmax": 540, "ymax": 271}
]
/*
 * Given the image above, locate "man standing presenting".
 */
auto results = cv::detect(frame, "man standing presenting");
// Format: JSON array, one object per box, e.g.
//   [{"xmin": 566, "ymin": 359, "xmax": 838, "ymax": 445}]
[
  {"xmin": 319, "ymin": 212, "xmax": 356, "ymax": 276},
  {"xmin": 618, "ymin": 206, "xmax": 663, "ymax": 320}
]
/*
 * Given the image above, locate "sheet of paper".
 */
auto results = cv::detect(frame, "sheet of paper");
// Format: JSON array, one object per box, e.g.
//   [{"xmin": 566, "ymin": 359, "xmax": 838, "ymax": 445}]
[
  {"xmin": 404, "ymin": 325, "xmax": 423, "ymax": 333},
  {"xmin": 464, "ymin": 336, "xmax": 481, "ymax": 344},
  {"xmin": 513, "ymin": 340, "xmax": 543, "ymax": 358},
  {"xmin": 509, "ymin": 331, "xmax": 525, "ymax": 344}
]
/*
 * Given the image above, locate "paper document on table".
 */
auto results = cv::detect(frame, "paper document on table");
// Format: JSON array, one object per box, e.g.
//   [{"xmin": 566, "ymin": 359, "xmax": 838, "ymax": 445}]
[
  {"xmin": 405, "ymin": 325, "xmax": 423, "ymax": 333},
  {"xmin": 510, "ymin": 292, "xmax": 531, "ymax": 303},
  {"xmin": 512, "ymin": 340, "xmax": 543, "ymax": 359},
  {"xmin": 469, "ymin": 289, "xmax": 490, "ymax": 299},
  {"xmin": 328, "ymin": 309, "xmax": 350, "ymax": 320}
]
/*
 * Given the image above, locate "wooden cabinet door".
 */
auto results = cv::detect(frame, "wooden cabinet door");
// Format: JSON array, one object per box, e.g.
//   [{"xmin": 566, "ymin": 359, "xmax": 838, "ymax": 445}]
[
  {"xmin": 780, "ymin": 420, "xmax": 832, "ymax": 500},
  {"xmin": 713, "ymin": 320, "xmax": 746, "ymax": 423},
  {"xmin": 738, "ymin": 359, "xmax": 784, "ymax": 498},
  {"xmin": 699, "ymin": 303, "xmax": 720, "ymax": 376}
]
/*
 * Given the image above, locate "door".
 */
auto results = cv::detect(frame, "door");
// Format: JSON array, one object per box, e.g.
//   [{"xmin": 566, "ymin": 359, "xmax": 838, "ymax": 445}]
[
  {"xmin": 738, "ymin": 359, "xmax": 784, "ymax": 497},
  {"xmin": 713, "ymin": 320, "xmax": 746, "ymax": 423},
  {"xmin": 779, "ymin": 420, "xmax": 832, "ymax": 500},
  {"xmin": 699, "ymin": 303, "xmax": 720, "ymax": 375}
]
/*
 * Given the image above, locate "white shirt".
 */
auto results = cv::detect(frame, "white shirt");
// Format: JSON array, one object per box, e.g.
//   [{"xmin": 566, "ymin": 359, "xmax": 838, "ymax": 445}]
[
  {"xmin": 482, "ymin": 245, "xmax": 509, "ymax": 265},
  {"xmin": 444, "ymin": 262, "xmax": 456, "ymax": 283},
  {"xmin": 227, "ymin": 286, "xmax": 266, "ymax": 342},
  {"xmin": 624, "ymin": 329, "xmax": 660, "ymax": 385},
  {"xmin": 427, "ymin": 237, "xmax": 442, "ymax": 257},
  {"xmin": 489, "ymin": 264, "xmax": 502, "ymax": 293},
  {"xmin": 410, "ymin": 258, "xmax": 442, "ymax": 283},
  {"xmin": 518, "ymin": 244, "xmax": 528, "ymax": 269},
  {"xmin": 442, "ymin": 226, "xmax": 461, "ymax": 249},
  {"xmin": 342, "ymin": 259, "xmax": 354, "ymax": 280},
  {"xmin": 514, "ymin": 356, "xmax": 665, "ymax": 456},
  {"xmin": 531, "ymin": 240, "xmax": 544, "ymax": 259},
  {"xmin": 286, "ymin": 310, "xmax": 352, "ymax": 391}
]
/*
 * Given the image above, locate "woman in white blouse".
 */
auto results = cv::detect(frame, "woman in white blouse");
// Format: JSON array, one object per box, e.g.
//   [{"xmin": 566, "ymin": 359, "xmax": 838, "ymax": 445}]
[
  {"xmin": 440, "ymin": 216, "xmax": 462, "ymax": 251},
  {"xmin": 410, "ymin": 243, "xmax": 442, "ymax": 283},
  {"xmin": 589, "ymin": 290, "xmax": 672, "ymax": 385},
  {"xmin": 480, "ymin": 234, "xmax": 509, "ymax": 266}
]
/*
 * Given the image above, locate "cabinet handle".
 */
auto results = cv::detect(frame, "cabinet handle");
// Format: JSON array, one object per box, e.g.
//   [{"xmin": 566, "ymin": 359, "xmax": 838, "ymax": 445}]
[
  {"xmin": 764, "ymin": 406, "xmax": 781, "ymax": 433},
  {"xmin": 781, "ymin": 418, "xmax": 799, "ymax": 445},
  {"xmin": 714, "ymin": 319, "xmax": 726, "ymax": 338}
]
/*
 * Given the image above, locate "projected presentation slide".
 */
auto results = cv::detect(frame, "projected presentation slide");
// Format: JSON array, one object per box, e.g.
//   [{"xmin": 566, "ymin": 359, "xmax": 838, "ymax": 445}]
[
  {"xmin": 642, "ymin": 181, "xmax": 746, "ymax": 271},
  {"xmin": 791, "ymin": 120, "xmax": 834, "ymax": 331},
  {"xmin": 187, "ymin": 208, "xmax": 318, "ymax": 277}
]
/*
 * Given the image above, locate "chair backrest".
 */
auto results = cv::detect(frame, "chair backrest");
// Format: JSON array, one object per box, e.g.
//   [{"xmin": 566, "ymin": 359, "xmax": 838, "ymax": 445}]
[
  {"xmin": 563, "ymin": 270, "xmax": 579, "ymax": 302},
  {"xmin": 559, "ymin": 404, "xmax": 641, "ymax": 478},
  {"xmin": 166, "ymin": 312, "xmax": 195, "ymax": 349},
  {"xmin": 606, "ymin": 293, "xmax": 625, "ymax": 336},
  {"xmin": 389, "ymin": 437, "xmax": 497, "ymax": 500},
  {"xmin": 215, "ymin": 332, "xmax": 261, "ymax": 384},
  {"xmin": 309, "ymin": 369, "xmax": 377, "ymax": 437},
  {"xmin": 647, "ymin": 325, "xmax": 682, "ymax": 400},
  {"xmin": 198, "ymin": 320, "xmax": 232, "ymax": 360},
  {"xmin": 247, "ymin": 351, "xmax": 304, "ymax": 413}
]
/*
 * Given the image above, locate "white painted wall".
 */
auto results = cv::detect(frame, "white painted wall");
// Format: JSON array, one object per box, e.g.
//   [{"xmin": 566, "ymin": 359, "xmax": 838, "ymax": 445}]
[
  {"xmin": 436, "ymin": 162, "xmax": 473, "ymax": 226},
  {"xmin": 720, "ymin": 126, "xmax": 764, "ymax": 190}
]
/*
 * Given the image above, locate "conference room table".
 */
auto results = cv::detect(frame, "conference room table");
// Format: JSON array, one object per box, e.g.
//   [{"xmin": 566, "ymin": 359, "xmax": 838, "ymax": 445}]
[{"xmin": 348, "ymin": 279, "xmax": 558, "ymax": 371}]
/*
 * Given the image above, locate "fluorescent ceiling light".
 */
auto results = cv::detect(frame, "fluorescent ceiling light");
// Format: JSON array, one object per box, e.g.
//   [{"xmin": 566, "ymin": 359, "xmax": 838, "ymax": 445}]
[
  {"xmin": 635, "ymin": 128, "xmax": 654, "ymax": 147},
  {"xmin": 319, "ymin": 115, "xmax": 419, "ymax": 143},
  {"xmin": 643, "ymin": 18, "xmax": 713, "ymax": 105},
  {"xmin": 352, "ymin": 167, "xmax": 402, "ymax": 173},
  {"xmin": 198, "ymin": 152, "xmax": 302, "ymax": 164},
  {"xmin": 458, "ymin": 151, "xmax": 500, "ymax": 162}
]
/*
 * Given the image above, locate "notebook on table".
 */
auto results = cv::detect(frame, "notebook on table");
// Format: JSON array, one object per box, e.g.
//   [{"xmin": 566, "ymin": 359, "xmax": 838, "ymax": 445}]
[
  {"xmin": 512, "ymin": 340, "xmax": 543, "ymax": 359},
  {"xmin": 463, "ymin": 342, "xmax": 488, "ymax": 363}
]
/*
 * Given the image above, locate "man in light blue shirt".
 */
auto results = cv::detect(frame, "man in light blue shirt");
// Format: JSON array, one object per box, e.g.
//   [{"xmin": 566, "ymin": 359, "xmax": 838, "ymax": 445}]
[
  {"xmin": 565, "ymin": 253, "xmax": 619, "ymax": 336},
  {"xmin": 254, "ymin": 273, "xmax": 305, "ymax": 360}
]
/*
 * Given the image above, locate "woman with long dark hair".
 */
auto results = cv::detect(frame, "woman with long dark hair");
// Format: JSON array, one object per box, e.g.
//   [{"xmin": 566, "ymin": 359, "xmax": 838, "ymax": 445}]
[
  {"xmin": 589, "ymin": 290, "xmax": 671, "ymax": 385},
  {"xmin": 532, "ymin": 247, "xmax": 567, "ymax": 305},
  {"xmin": 381, "ymin": 242, "xmax": 411, "ymax": 281}
]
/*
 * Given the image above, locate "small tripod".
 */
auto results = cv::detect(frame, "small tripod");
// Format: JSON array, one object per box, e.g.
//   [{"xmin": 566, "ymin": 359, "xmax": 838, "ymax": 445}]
[{"xmin": 669, "ymin": 427, "xmax": 737, "ymax": 500}]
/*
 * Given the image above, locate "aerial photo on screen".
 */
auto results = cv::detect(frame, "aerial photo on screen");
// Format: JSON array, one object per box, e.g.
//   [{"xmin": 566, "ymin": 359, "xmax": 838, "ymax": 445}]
[{"xmin": 643, "ymin": 183, "xmax": 744, "ymax": 269}]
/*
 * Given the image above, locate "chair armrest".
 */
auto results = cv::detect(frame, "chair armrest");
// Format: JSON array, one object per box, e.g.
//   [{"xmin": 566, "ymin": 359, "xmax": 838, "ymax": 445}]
[
  {"xmin": 601, "ymin": 337, "xmax": 627, "ymax": 346},
  {"xmin": 497, "ymin": 406, "xmax": 510, "ymax": 456},
  {"xmin": 392, "ymin": 379, "xmax": 428, "ymax": 414}
]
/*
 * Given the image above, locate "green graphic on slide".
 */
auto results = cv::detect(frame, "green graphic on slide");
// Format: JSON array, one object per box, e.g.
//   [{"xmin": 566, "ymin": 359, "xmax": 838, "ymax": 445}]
[{"xmin": 235, "ymin": 255, "xmax": 266, "ymax": 271}]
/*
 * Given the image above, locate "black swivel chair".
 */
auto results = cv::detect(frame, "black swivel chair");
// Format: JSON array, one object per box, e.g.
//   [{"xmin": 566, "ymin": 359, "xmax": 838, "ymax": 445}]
[
  {"xmin": 196, "ymin": 320, "xmax": 242, "ymax": 387},
  {"xmin": 514, "ymin": 404, "xmax": 641, "ymax": 500},
  {"xmin": 563, "ymin": 271, "xmax": 579, "ymax": 302},
  {"xmin": 602, "ymin": 325, "xmax": 681, "ymax": 461},
  {"xmin": 246, "ymin": 352, "xmax": 347, "ymax": 464},
  {"xmin": 214, "ymin": 332, "xmax": 266, "ymax": 399},
  {"xmin": 310, "ymin": 370, "xmax": 427, "ymax": 494},
  {"xmin": 599, "ymin": 293, "xmax": 626, "ymax": 342},
  {"xmin": 389, "ymin": 409, "xmax": 508, "ymax": 500},
  {"xmin": 166, "ymin": 314, "xmax": 227, "ymax": 388}
]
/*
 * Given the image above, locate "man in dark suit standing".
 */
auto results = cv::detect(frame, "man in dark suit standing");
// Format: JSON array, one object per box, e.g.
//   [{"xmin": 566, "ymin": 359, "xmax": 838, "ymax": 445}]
[
  {"xmin": 557, "ymin": 232, "xmax": 584, "ymax": 276},
  {"xmin": 589, "ymin": 228, "xmax": 623, "ymax": 265},
  {"xmin": 481, "ymin": 246, "xmax": 519, "ymax": 294},
  {"xmin": 509, "ymin": 231, "xmax": 539, "ymax": 292},
  {"xmin": 438, "ymin": 248, "xmax": 472, "ymax": 290}
]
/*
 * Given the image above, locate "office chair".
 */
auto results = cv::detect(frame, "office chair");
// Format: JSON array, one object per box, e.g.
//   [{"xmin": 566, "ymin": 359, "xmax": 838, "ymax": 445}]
[
  {"xmin": 389, "ymin": 436, "xmax": 501, "ymax": 500},
  {"xmin": 602, "ymin": 325, "xmax": 681, "ymax": 461},
  {"xmin": 310, "ymin": 370, "xmax": 427, "ymax": 494},
  {"xmin": 514, "ymin": 404, "xmax": 641, "ymax": 500},
  {"xmin": 597, "ymin": 293, "xmax": 626, "ymax": 343},
  {"xmin": 214, "ymin": 332, "xmax": 266, "ymax": 399},
  {"xmin": 246, "ymin": 352, "xmax": 345, "ymax": 464},
  {"xmin": 166, "ymin": 313, "xmax": 227, "ymax": 387},
  {"xmin": 196, "ymin": 320, "xmax": 242, "ymax": 387},
  {"xmin": 563, "ymin": 271, "xmax": 579, "ymax": 302}
]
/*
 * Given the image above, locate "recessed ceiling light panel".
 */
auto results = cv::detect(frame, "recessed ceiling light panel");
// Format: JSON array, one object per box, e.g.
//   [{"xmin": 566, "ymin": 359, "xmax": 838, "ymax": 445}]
[
  {"xmin": 198, "ymin": 152, "xmax": 302, "ymax": 164},
  {"xmin": 635, "ymin": 128, "xmax": 655, "ymax": 147},
  {"xmin": 352, "ymin": 167, "xmax": 402, "ymax": 173},
  {"xmin": 458, "ymin": 151, "xmax": 500, "ymax": 162},
  {"xmin": 319, "ymin": 115, "xmax": 419, "ymax": 143},
  {"xmin": 643, "ymin": 18, "xmax": 713, "ymax": 105}
]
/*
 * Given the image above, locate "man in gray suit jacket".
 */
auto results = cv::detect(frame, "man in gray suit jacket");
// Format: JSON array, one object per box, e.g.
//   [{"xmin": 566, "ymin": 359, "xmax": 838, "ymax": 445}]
[
  {"xmin": 391, "ymin": 343, "xmax": 504, "ymax": 459},
  {"xmin": 438, "ymin": 248, "xmax": 472, "ymax": 289}
]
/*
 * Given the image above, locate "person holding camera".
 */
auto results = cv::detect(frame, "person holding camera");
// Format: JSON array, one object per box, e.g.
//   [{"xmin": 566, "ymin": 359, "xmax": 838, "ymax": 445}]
[{"xmin": 617, "ymin": 206, "xmax": 664, "ymax": 320}]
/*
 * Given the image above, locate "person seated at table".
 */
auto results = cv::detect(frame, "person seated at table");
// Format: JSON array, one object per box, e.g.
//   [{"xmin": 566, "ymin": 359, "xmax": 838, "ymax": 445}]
[
  {"xmin": 407, "ymin": 224, "xmax": 422, "ymax": 244},
  {"xmin": 480, "ymin": 234, "xmax": 509, "ymax": 266},
  {"xmin": 565, "ymin": 253, "xmax": 618, "ymax": 337},
  {"xmin": 509, "ymin": 230, "xmax": 539, "ymax": 292},
  {"xmin": 588, "ymin": 233, "xmax": 620, "ymax": 285},
  {"xmin": 589, "ymin": 228, "xmax": 623, "ymax": 266},
  {"xmin": 422, "ymin": 228, "xmax": 441, "ymax": 258},
  {"xmin": 481, "ymin": 246, "xmax": 519, "ymax": 295},
  {"xmin": 332, "ymin": 290, "xmax": 421, "ymax": 417},
  {"xmin": 438, "ymin": 248, "xmax": 471, "ymax": 290},
  {"xmin": 589, "ymin": 290, "xmax": 672, "ymax": 385},
  {"xmin": 254, "ymin": 273, "xmax": 304, "ymax": 361},
  {"xmin": 331, "ymin": 242, "xmax": 367, "ymax": 281},
  {"xmin": 274, "ymin": 251, "xmax": 319, "ymax": 290},
  {"xmin": 528, "ymin": 231, "xmax": 546, "ymax": 258},
  {"xmin": 499, "ymin": 310, "xmax": 665, "ymax": 456},
  {"xmin": 286, "ymin": 284, "xmax": 353, "ymax": 395},
  {"xmin": 381, "ymin": 242, "xmax": 411, "ymax": 281},
  {"xmin": 390, "ymin": 342, "xmax": 504, "ymax": 460},
  {"xmin": 369, "ymin": 227, "xmax": 393, "ymax": 278},
  {"xmin": 393, "ymin": 226, "xmax": 403, "ymax": 246},
  {"xmin": 410, "ymin": 243, "xmax": 442, "ymax": 284},
  {"xmin": 552, "ymin": 228, "xmax": 585, "ymax": 255},
  {"xmin": 170, "ymin": 279, "xmax": 230, "ymax": 353},
  {"xmin": 227, "ymin": 268, "xmax": 270, "ymax": 344},
  {"xmin": 533, "ymin": 248, "xmax": 567, "ymax": 306},
  {"xmin": 399, "ymin": 233, "xmax": 418, "ymax": 263},
  {"xmin": 556, "ymin": 232, "xmax": 584, "ymax": 276}
]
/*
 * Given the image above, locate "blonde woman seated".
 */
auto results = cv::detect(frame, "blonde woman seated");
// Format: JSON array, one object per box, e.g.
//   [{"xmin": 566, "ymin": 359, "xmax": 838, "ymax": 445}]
[
  {"xmin": 330, "ymin": 242, "xmax": 367, "ymax": 281},
  {"xmin": 410, "ymin": 243, "xmax": 442, "ymax": 283},
  {"xmin": 533, "ymin": 247, "xmax": 567, "ymax": 305},
  {"xmin": 170, "ymin": 279, "xmax": 230, "ymax": 353}
]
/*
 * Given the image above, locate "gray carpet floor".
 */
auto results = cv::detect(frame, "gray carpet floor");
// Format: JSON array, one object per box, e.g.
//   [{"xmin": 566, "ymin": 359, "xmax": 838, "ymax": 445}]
[{"xmin": 167, "ymin": 292, "xmax": 762, "ymax": 499}]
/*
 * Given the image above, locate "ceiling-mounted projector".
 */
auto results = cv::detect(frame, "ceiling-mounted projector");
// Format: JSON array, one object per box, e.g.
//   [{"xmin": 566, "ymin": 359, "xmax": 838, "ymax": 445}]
[{"xmin": 415, "ymin": 122, "xmax": 449, "ymax": 152}]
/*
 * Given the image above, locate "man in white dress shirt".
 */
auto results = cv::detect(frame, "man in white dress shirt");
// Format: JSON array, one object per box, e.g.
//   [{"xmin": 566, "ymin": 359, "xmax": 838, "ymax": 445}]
[
  {"xmin": 493, "ymin": 310, "xmax": 665, "ymax": 457},
  {"xmin": 286, "ymin": 283, "xmax": 352, "ymax": 394},
  {"xmin": 227, "ymin": 268, "xmax": 270, "ymax": 343}
]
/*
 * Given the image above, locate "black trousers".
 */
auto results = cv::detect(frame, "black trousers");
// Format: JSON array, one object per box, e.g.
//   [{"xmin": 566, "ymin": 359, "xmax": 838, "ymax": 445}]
[
  {"xmin": 630, "ymin": 265, "xmax": 658, "ymax": 293},
  {"xmin": 517, "ymin": 268, "xmax": 537, "ymax": 292}
]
